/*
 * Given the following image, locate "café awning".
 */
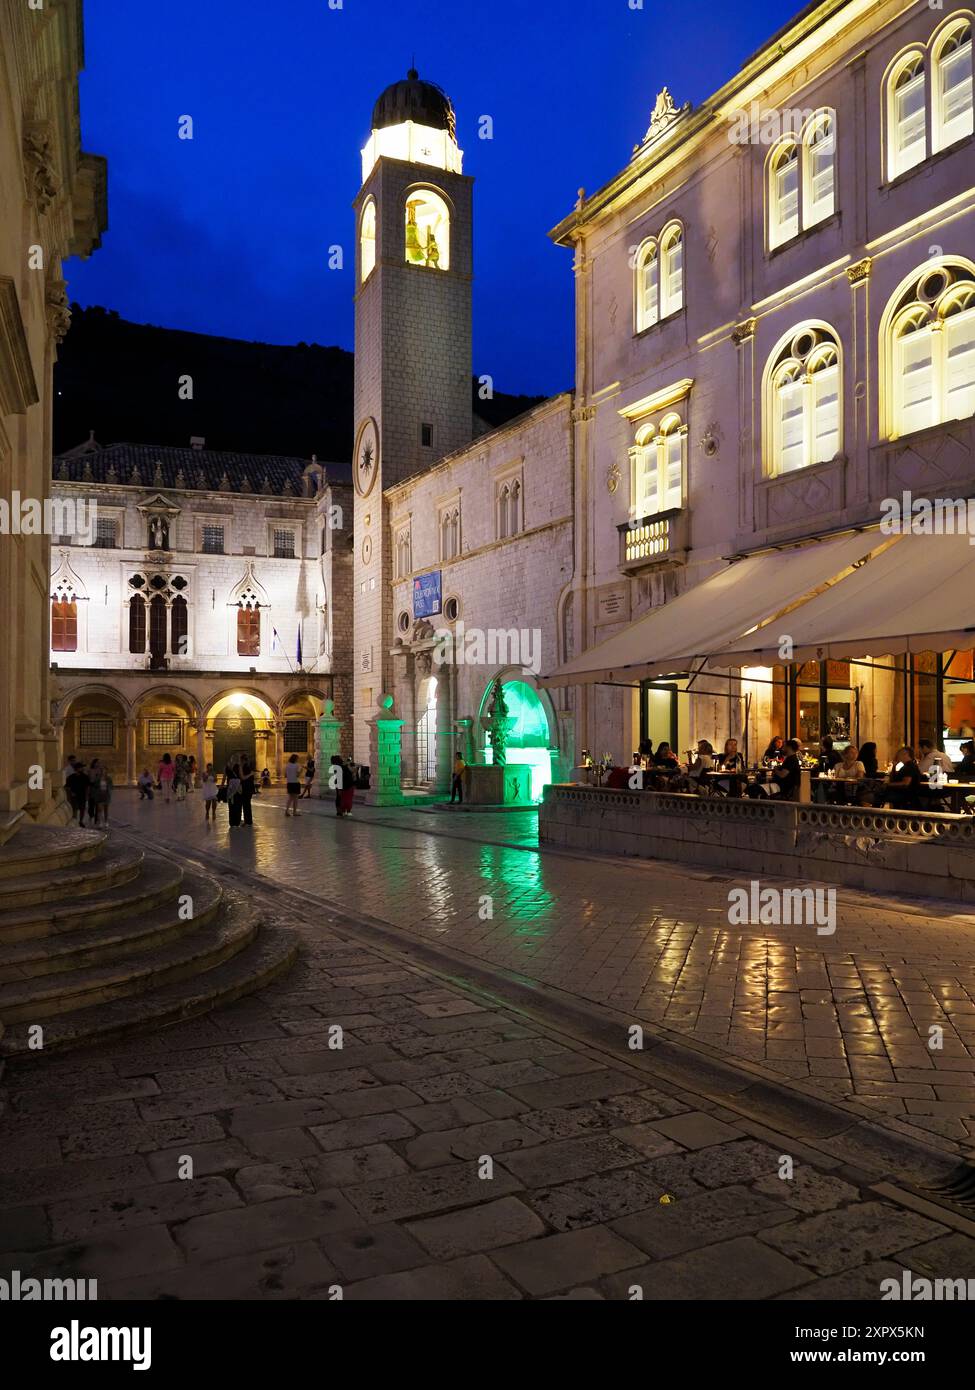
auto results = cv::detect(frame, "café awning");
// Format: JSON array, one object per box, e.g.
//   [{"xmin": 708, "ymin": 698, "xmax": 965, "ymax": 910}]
[
  {"xmin": 539, "ymin": 531, "xmax": 882, "ymax": 688},
  {"xmin": 707, "ymin": 530, "xmax": 973, "ymax": 667}
]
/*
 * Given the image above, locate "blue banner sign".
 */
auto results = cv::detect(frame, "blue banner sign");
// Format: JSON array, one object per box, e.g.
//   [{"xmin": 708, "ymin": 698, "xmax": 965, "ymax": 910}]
[{"xmin": 413, "ymin": 570, "xmax": 442, "ymax": 619}]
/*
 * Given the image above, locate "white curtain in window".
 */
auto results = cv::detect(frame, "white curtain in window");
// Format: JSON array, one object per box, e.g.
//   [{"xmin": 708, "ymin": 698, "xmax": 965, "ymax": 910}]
[
  {"xmin": 897, "ymin": 327, "xmax": 935, "ymax": 434},
  {"xmin": 894, "ymin": 60, "xmax": 927, "ymax": 176},
  {"xmin": 663, "ymin": 432, "xmax": 683, "ymax": 509},
  {"xmin": 805, "ymin": 117, "xmax": 835, "ymax": 224},
  {"xmin": 937, "ymin": 26, "xmax": 973, "ymax": 148},
  {"xmin": 639, "ymin": 446, "xmax": 658, "ymax": 514},
  {"xmin": 945, "ymin": 309, "xmax": 975, "ymax": 421},
  {"xmin": 810, "ymin": 359, "xmax": 840, "ymax": 462},
  {"xmin": 662, "ymin": 232, "xmax": 682, "ymax": 315},
  {"xmin": 772, "ymin": 146, "xmax": 799, "ymax": 245},
  {"xmin": 776, "ymin": 373, "xmax": 806, "ymax": 473},
  {"xmin": 641, "ymin": 249, "xmax": 658, "ymax": 328}
]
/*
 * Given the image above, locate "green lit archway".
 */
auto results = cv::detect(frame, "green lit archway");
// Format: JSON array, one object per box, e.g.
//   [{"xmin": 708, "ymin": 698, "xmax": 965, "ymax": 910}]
[{"xmin": 478, "ymin": 678, "xmax": 554, "ymax": 802}]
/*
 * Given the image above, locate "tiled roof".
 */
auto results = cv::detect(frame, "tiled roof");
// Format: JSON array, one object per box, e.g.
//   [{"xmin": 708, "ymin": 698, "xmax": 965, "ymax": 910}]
[{"xmin": 53, "ymin": 442, "xmax": 351, "ymax": 495}]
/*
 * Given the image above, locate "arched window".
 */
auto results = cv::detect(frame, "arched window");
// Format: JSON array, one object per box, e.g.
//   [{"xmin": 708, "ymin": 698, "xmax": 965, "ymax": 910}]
[
  {"xmin": 886, "ymin": 262, "xmax": 975, "ymax": 437},
  {"xmin": 52, "ymin": 599, "xmax": 77, "ymax": 652},
  {"xmin": 440, "ymin": 506, "xmax": 460, "ymax": 560},
  {"xmin": 634, "ymin": 239, "xmax": 659, "ymax": 331},
  {"xmin": 395, "ymin": 527, "xmax": 412, "ymax": 578},
  {"xmin": 170, "ymin": 594, "xmax": 188, "ymax": 656},
  {"xmin": 660, "ymin": 225, "xmax": 683, "ymax": 317},
  {"xmin": 934, "ymin": 21, "xmax": 973, "ymax": 150},
  {"xmin": 888, "ymin": 53, "xmax": 927, "ymax": 179},
  {"xmin": 629, "ymin": 415, "xmax": 686, "ymax": 516},
  {"xmin": 405, "ymin": 189, "xmax": 450, "ymax": 270},
  {"xmin": 360, "ymin": 198, "xmax": 377, "ymax": 283},
  {"xmin": 802, "ymin": 111, "xmax": 835, "ymax": 226},
  {"xmin": 128, "ymin": 594, "xmax": 146, "ymax": 654},
  {"xmin": 767, "ymin": 327, "xmax": 842, "ymax": 474},
  {"xmin": 236, "ymin": 590, "xmax": 261, "ymax": 657},
  {"xmin": 769, "ymin": 141, "xmax": 800, "ymax": 248},
  {"xmin": 510, "ymin": 479, "xmax": 521, "ymax": 535}
]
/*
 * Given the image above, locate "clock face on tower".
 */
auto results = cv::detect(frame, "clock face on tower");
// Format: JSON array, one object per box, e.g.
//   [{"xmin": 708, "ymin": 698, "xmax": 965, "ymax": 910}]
[{"xmin": 355, "ymin": 418, "xmax": 379, "ymax": 498}]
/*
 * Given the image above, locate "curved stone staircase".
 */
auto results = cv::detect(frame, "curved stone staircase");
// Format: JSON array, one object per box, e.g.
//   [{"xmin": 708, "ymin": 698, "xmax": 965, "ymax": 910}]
[{"xmin": 0, "ymin": 824, "xmax": 298, "ymax": 1063}]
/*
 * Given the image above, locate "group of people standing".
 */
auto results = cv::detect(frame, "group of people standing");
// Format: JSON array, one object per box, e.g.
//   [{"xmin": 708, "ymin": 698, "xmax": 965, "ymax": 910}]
[
  {"xmin": 137, "ymin": 752, "xmax": 198, "ymax": 803},
  {"xmin": 63, "ymin": 755, "xmax": 113, "ymax": 827}
]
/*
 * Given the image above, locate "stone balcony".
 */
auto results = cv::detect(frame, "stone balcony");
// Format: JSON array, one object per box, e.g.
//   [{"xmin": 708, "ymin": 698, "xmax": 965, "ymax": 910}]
[{"xmin": 617, "ymin": 507, "xmax": 689, "ymax": 573}]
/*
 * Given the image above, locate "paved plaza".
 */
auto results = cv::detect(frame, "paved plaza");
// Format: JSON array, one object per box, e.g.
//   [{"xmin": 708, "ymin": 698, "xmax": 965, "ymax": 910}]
[{"xmin": 3, "ymin": 790, "xmax": 975, "ymax": 1300}]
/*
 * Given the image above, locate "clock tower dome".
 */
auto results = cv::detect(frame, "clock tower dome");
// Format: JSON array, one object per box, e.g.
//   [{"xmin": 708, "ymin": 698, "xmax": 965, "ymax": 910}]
[{"xmin": 351, "ymin": 69, "xmax": 473, "ymax": 762}]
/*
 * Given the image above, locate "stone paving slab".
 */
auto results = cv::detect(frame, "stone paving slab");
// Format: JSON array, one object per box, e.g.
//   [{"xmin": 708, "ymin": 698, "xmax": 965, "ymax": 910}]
[{"xmin": 4, "ymin": 820, "xmax": 975, "ymax": 1300}]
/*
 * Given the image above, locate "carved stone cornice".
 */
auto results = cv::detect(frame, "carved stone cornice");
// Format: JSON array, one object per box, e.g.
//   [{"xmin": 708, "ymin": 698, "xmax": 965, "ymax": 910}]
[
  {"xmin": 846, "ymin": 257, "xmax": 873, "ymax": 285},
  {"xmin": 731, "ymin": 317, "xmax": 757, "ymax": 345},
  {"xmin": 571, "ymin": 405, "xmax": 596, "ymax": 424},
  {"xmin": 45, "ymin": 277, "xmax": 71, "ymax": 344},
  {"xmin": 23, "ymin": 121, "xmax": 60, "ymax": 215}
]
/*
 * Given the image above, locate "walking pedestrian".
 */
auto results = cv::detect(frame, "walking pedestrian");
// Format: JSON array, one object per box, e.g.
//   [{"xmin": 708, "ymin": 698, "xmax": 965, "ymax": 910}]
[
  {"xmin": 226, "ymin": 763, "xmax": 243, "ymax": 827},
  {"xmin": 450, "ymin": 749, "xmax": 465, "ymax": 804},
  {"xmin": 300, "ymin": 756, "xmax": 315, "ymax": 798},
  {"xmin": 284, "ymin": 754, "xmax": 302, "ymax": 816},
  {"xmin": 60, "ymin": 752, "xmax": 77, "ymax": 789},
  {"xmin": 339, "ymin": 757, "xmax": 356, "ymax": 817},
  {"xmin": 240, "ymin": 759, "xmax": 255, "ymax": 826},
  {"xmin": 201, "ymin": 763, "xmax": 219, "ymax": 823},
  {"xmin": 137, "ymin": 768, "xmax": 154, "ymax": 800},
  {"xmin": 86, "ymin": 759, "xmax": 102, "ymax": 824},
  {"xmin": 66, "ymin": 760, "xmax": 90, "ymax": 827},
  {"xmin": 330, "ymin": 755, "xmax": 344, "ymax": 818},
  {"xmin": 90, "ymin": 765, "xmax": 113, "ymax": 827},
  {"xmin": 158, "ymin": 752, "xmax": 175, "ymax": 803},
  {"xmin": 173, "ymin": 754, "xmax": 188, "ymax": 802}
]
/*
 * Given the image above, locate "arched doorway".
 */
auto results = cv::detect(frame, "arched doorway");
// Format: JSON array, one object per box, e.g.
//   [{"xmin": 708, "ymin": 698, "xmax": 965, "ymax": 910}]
[
  {"xmin": 479, "ymin": 678, "xmax": 555, "ymax": 803},
  {"xmin": 206, "ymin": 692, "xmax": 274, "ymax": 774},
  {"xmin": 212, "ymin": 709, "xmax": 256, "ymax": 772},
  {"xmin": 416, "ymin": 677, "xmax": 438, "ymax": 784}
]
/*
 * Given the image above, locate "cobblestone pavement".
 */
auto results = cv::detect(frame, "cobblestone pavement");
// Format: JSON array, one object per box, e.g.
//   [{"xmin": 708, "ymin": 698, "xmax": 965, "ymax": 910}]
[
  {"xmin": 4, "ymin": 863, "xmax": 975, "ymax": 1301},
  {"xmin": 110, "ymin": 789, "xmax": 975, "ymax": 1155}
]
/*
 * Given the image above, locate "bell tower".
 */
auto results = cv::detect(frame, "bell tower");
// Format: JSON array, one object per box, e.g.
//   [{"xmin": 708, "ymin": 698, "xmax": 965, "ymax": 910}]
[{"xmin": 352, "ymin": 69, "xmax": 473, "ymax": 762}]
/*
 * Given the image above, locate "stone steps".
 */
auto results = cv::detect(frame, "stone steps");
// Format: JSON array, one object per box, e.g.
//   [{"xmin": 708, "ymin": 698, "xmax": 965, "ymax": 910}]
[
  {"xmin": 0, "ymin": 870, "xmax": 223, "ymax": 982},
  {"xmin": 0, "ymin": 824, "xmax": 106, "ymax": 879},
  {"xmin": 0, "ymin": 846, "xmax": 143, "ymax": 908},
  {"xmin": 0, "ymin": 854, "xmax": 186, "ymax": 943},
  {"xmin": 0, "ymin": 902, "xmax": 259, "ymax": 1023},
  {"xmin": 0, "ymin": 925, "xmax": 298, "ymax": 1057},
  {"xmin": 0, "ymin": 826, "xmax": 298, "ymax": 1055}
]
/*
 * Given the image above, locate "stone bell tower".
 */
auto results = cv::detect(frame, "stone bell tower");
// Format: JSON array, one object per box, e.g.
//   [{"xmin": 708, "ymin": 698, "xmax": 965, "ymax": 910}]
[{"xmin": 351, "ymin": 68, "xmax": 473, "ymax": 763}]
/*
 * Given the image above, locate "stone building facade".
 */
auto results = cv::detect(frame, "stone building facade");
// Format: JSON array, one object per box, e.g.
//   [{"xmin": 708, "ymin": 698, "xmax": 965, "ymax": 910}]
[
  {"xmin": 548, "ymin": 0, "xmax": 975, "ymax": 765},
  {"xmin": 49, "ymin": 441, "xmax": 353, "ymax": 782},
  {"xmin": 0, "ymin": 0, "xmax": 106, "ymax": 841}
]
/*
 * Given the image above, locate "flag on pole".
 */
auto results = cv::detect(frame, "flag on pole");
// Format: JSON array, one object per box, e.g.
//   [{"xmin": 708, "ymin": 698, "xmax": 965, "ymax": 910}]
[
  {"xmin": 296, "ymin": 621, "xmax": 303, "ymax": 669},
  {"xmin": 271, "ymin": 627, "xmax": 280, "ymax": 653}
]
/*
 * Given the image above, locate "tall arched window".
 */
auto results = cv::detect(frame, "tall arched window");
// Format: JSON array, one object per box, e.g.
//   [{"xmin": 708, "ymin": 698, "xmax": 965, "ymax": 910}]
[
  {"xmin": 634, "ymin": 239, "xmax": 659, "ymax": 331},
  {"xmin": 360, "ymin": 198, "xmax": 377, "ymax": 282},
  {"xmin": 886, "ymin": 262, "xmax": 975, "ymax": 437},
  {"xmin": 405, "ymin": 189, "xmax": 450, "ymax": 270},
  {"xmin": 934, "ymin": 21, "xmax": 973, "ymax": 150},
  {"xmin": 128, "ymin": 593, "xmax": 146, "ymax": 654},
  {"xmin": 888, "ymin": 53, "xmax": 927, "ymax": 179},
  {"xmin": 236, "ymin": 590, "xmax": 261, "ymax": 657},
  {"xmin": 510, "ymin": 479, "xmax": 521, "ymax": 535},
  {"xmin": 629, "ymin": 415, "xmax": 687, "ymax": 516},
  {"xmin": 803, "ymin": 111, "xmax": 835, "ymax": 226},
  {"xmin": 52, "ymin": 599, "xmax": 77, "ymax": 652},
  {"xmin": 660, "ymin": 224, "xmax": 683, "ymax": 317},
  {"xmin": 439, "ymin": 505, "xmax": 460, "ymax": 560},
  {"xmin": 170, "ymin": 594, "xmax": 188, "ymax": 656},
  {"xmin": 769, "ymin": 141, "xmax": 799, "ymax": 248},
  {"xmin": 767, "ymin": 327, "xmax": 842, "ymax": 474}
]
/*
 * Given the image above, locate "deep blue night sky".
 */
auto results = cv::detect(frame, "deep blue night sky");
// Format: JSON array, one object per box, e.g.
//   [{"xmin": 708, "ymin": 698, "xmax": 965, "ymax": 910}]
[{"xmin": 65, "ymin": 0, "xmax": 802, "ymax": 396}]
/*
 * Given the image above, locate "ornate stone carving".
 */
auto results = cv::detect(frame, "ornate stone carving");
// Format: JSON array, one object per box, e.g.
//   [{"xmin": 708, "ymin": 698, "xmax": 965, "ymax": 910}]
[
  {"xmin": 414, "ymin": 650, "xmax": 432, "ymax": 678},
  {"xmin": 634, "ymin": 87, "xmax": 689, "ymax": 151},
  {"xmin": 606, "ymin": 461, "xmax": 622, "ymax": 494},
  {"xmin": 846, "ymin": 257, "xmax": 873, "ymax": 285},
  {"xmin": 23, "ymin": 122, "xmax": 60, "ymax": 214},
  {"xmin": 571, "ymin": 405, "xmax": 596, "ymax": 424},
  {"xmin": 731, "ymin": 317, "xmax": 757, "ymax": 345},
  {"xmin": 700, "ymin": 424, "xmax": 721, "ymax": 457},
  {"xmin": 45, "ymin": 278, "xmax": 71, "ymax": 343}
]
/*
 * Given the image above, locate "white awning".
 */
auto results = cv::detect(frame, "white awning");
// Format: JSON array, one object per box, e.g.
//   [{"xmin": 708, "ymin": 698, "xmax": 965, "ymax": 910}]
[
  {"xmin": 539, "ymin": 531, "xmax": 882, "ymax": 688},
  {"xmin": 707, "ymin": 531, "xmax": 974, "ymax": 667}
]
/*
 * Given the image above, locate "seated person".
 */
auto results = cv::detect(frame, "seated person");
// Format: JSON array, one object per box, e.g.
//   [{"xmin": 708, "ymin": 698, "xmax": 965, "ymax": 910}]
[
  {"xmin": 917, "ymin": 739, "xmax": 953, "ymax": 778},
  {"xmin": 885, "ymin": 746, "xmax": 923, "ymax": 810},
  {"xmin": 748, "ymin": 739, "xmax": 802, "ymax": 800},
  {"xmin": 955, "ymin": 740, "xmax": 975, "ymax": 782},
  {"xmin": 858, "ymin": 741, "xmax": 879, "ymax": 779},
  {"xmin": 715, "ymin": 738, "xmax": 745, "ymax": 796},
  {"xmin": 818, "ymin": 735, "xmax": 843, "ymax": 771},
  {"xmin": 688, "ymin": 740, "xmax": 715, "ymax": 790},
  {"xmin": 763, "ymin": 735, "xmax": 785, "ymax": 764},
  {"xmin": 833, "ymin": 743, "xmax": 867, "ymax": 801},
  {"xmin": 652, "ymin": 741, "xmax": 682, "ymax": 775}
]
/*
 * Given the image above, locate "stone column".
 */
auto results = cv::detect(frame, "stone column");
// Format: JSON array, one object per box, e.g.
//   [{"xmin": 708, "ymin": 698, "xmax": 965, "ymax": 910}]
[
  {"xmin": 365, "ymin": 694, "xmax": 404, "ymax": 806},
  {"xmin": 274, "ymin": 720, "xmax": 285, "ymax": 781},
  {"xmin": 125, "ymin": 720, "xmax": 137, "ymax": 786},
  {"xmin": 318, "ymin": 699, "xmax": 344, "ymax": 797},
  {"xmin": 455, "ymin": 716, "xmax": 474, "ymax": 764},
  {"xmin": 192, "ymin": 719, "xmax": 205, "ymax": 783},
  {"xmin": 434, "ymin": 668, "xmax": 453, "ymax": 793}
]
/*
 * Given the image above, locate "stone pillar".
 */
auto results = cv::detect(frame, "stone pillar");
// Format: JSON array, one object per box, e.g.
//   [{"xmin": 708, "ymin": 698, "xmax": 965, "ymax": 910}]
[
  {"xmin": 273, "ymin": 720, "xmax": 285, "ymax": 780},
  {"xmin": 125, "ymin": 720, "xmax": 137, "ymax": 787},
  {"xmin": 318, "ymin": 699, "xmax": 344, "ymax": 797},
  {"xmin": 365, "ymin": 694, "xmax": 404, "ymax": 806},
  {"xmin": 455, "ymin": 716, "xmax": 474, "ymax": 765},
  {"xmin": 434, "ymin": 669, "xmax": 453, "ymax": 793}
]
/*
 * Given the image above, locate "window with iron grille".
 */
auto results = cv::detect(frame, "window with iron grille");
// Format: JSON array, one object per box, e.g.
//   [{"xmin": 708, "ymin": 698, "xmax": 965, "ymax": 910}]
[
  {"xmin": 202, "ymin": 525, "xmax": 225, "ymax": 554},
  {"xmin": 147, "ymin": 718, "xmax": 182, "ymax": 746},
  {"xmin": 284, "ymin": 720, "xmax": 308, "ymax": 752},
  {"xmin": 79, "ymin": 718, "xmax": 114, "ymax": 747},
  {"xmin": 273, "ymin": 529, "xmax": 296, "ymax": 558},
  {"xmin": 93, "ymin": 517, "xmax": 118, "ymax": 548}
]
